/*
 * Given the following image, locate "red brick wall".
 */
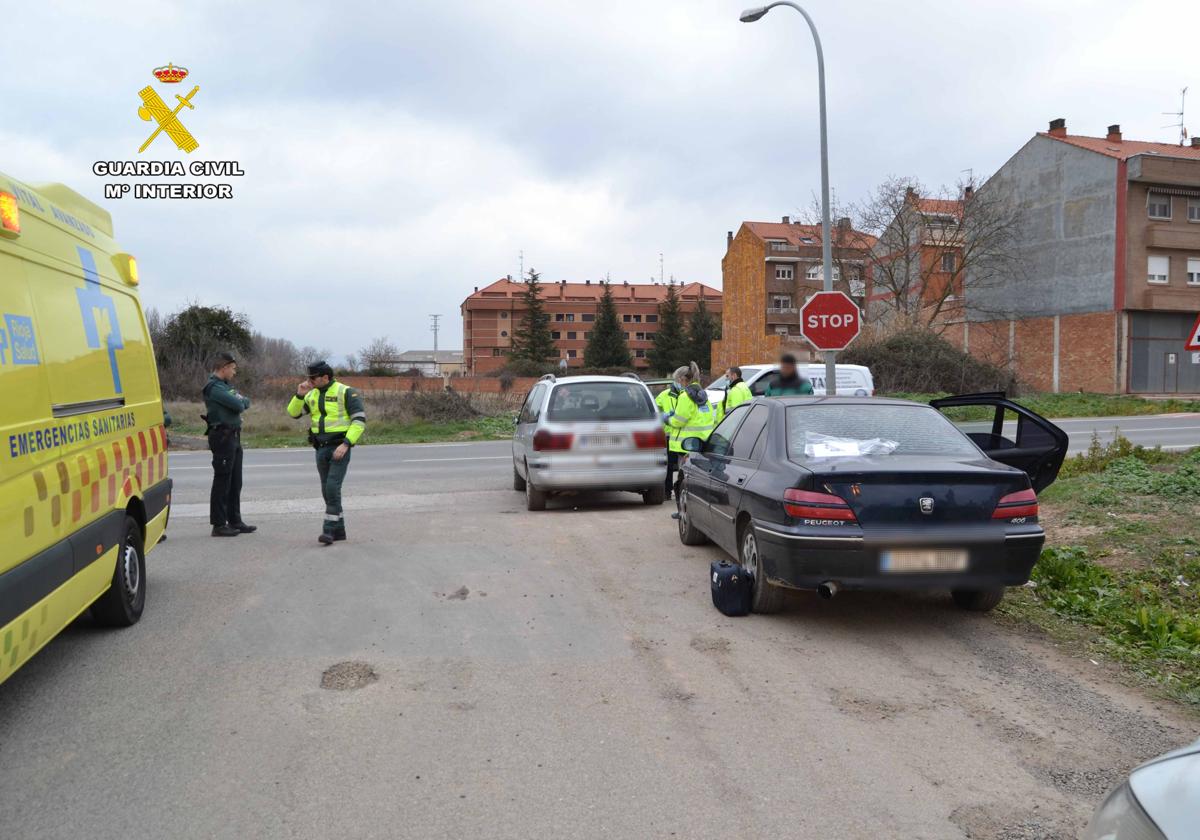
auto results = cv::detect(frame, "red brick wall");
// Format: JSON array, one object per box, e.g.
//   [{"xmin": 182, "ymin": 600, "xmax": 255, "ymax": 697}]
[
  {"xmin": 962, "ymin": 311, "xmax": 1119, "ymax": 393},
  {"xmin": 340, "ymin": 375, "xmax": 539, "ymax": 396},
  {"xmin": 713, "ymin": 227, "xmax": 772, "ymax": 371},
  {"xmin": 1058, "ymin": 311, "xmax": 1118, "ymax": 393}
]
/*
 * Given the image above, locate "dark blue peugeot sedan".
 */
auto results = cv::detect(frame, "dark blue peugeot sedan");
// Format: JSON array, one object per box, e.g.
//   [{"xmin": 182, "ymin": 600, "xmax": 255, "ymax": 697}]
[{"xmin": 676, "ymin": 393, "xmax": 1068, "ymax": 613}]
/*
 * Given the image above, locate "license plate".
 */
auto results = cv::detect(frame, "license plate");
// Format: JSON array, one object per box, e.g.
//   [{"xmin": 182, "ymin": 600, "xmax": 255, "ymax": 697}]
[
  {"xmin": 580, "ymin": 434, "xmax": 623, "ymax": 448},
  {"xmin": 880, "ymin": 548, "xmax": 968, "ymax": 573}
]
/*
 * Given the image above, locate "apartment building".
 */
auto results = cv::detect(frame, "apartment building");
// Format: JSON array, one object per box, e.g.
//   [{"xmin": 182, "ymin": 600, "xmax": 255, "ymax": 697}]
[
  {"xmin": 461, "ymin": 278, "xmax": 722, "ymax": 374},
  {"xmin": 712, "ymin": 217, "xmax": 876, "ymax": 371},
  {"xmin": 960, "ymin": 119, "xmax": 1200, "ymax": 393}
]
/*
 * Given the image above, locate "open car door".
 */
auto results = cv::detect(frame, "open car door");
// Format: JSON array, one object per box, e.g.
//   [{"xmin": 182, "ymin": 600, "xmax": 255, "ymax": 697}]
[{"xmin": 930, "ymin": 392, "xmax": 1069, "ymax": 493}]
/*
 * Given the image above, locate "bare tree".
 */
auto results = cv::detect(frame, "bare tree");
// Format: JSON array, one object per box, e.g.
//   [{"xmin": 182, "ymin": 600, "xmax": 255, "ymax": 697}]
[
  {"xmin": 854, "ymin": 176, "xmax": 1023, "ymax": 331},
  {"xmin": 359, "ymin": 337, "xmax": 399, "ymax": 376},
  {"xmin": 297, "ymin": 345, "xmax": 332, "ymax": 367},
  {"xmin": 795, "ymin": 193, "xmax": 872, "ymax": 302},
  {"xmin": 251, "ymin": 333, "xmax": 302, "ymax": 377}
]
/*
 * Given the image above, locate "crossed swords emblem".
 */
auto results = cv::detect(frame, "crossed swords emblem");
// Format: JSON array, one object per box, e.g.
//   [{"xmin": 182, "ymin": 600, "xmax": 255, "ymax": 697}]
[{"xmin": 137, "ymin": 85, "xmax": 200, "ymax": 153}]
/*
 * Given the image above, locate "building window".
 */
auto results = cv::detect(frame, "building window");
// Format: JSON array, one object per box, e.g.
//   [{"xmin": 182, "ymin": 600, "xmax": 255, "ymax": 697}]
[
  {"xmin": 567, "ymin": 331, "xmax": 576, "ymax": 340},
  {"xmin": 552, "ymin": 331, "xmax": 562, "ymax": 339},
  {"xmin": 554, "ymin": 313, "xmax": 564, "ymax": 322},
  {"xmin": 635, "ymin": 349, "xmax": 646, "ymax": 358},
  {"xmin": 1148, "ymin": 193, "xmax": 1171, "ymax": 220},
  {"xmin": 581, "ymin": 313, "xmax": 595, "ymax": 321},
  {"xmin": 566, "ymin": 313, "xmax": 575, "ymax": 322},
  {"xmin": 584, "ymin": 331, "xmax": 592, "ymax": 339},
  {"xmin": 492, "ymin": 348, "xmax": 503, "ymax": 356},
  {"xmin": 624, "ymin": 332, "xmax": 632, "ymax": 341},
  {"xmin": 633, "ymin": 314, "xmax": 642, "ymax": 323},
  {"xmin": 771, "ymin": 294, "xmax": 792, "ymax": 310},
  {"xmin": 635, "ymin": 332, "xmax": 646, "ymax": 341},
  {"xmin": 1147, "ymin": 255, "xmax": 1170, "ymax": 284},
  {"xmin": 1189, "ymin": 199, "xmax": 1200, "ymax": 222},
  {"xmin": 500, "ymin": 330, "xmax": 508, "ymax": 337},
  {"xmin": 1188, "ymin": 258, "xmax": 1200, "ymax": 285},
  {"xmin": 775, "ymin": 265, "xmax": 794, "ymax": 281},
  {"xmin": 622, "ymin": 314, "xmax": 632, "ymax": 322},
  {"xmin": 806, "ymin": 264, "xmax": 841, "ymax": 281},
  {"xmin": 567, "ymin": 349, "xmax": 577, "ymax": 359},
  {"xmin": 500, "ymin": 311, "xmax": 508, "ymax": 319},
  {"xmin": 646, "ymin": 314, "xmax": 658, "ymax": 323},
  {"xmin": 940, "ymin": 252, "xmax": 955, "ymax": 272}
]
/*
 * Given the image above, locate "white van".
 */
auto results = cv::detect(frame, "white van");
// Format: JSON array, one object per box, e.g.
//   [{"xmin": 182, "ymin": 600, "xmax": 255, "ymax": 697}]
[{"xmin": 706, "ymin": 363, "xmax": 874, "ymax": 403}]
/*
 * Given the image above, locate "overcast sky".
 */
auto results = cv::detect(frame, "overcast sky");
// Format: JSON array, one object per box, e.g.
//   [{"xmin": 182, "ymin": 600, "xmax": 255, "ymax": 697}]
[{"xmin": 5, "ymin": 0, "xmax": 1196, "ymax": 361}]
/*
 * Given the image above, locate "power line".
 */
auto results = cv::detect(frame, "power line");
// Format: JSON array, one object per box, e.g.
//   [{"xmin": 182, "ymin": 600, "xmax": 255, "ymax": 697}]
[{"xmin": 429, "ymin": 314, "xmax": 441, "ymax": 353}]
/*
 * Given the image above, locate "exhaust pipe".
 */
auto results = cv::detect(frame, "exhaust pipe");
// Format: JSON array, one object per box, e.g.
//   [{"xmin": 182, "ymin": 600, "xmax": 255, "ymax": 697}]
[{"xmin": 816, "ymin": 580, "xmax": 840, "ymax": 600}]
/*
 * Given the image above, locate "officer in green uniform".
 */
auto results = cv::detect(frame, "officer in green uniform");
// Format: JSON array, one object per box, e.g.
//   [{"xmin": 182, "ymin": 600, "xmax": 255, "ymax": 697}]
[
  {"xmin": 287, "ymin": 361, "xmax": 367, "ymax": 545},
  {"xmin": 763, "ymin": 353, "xmax": 815, "ymax": 396},
  {"xmin": 203, "ymin": 351, "xmax": 256, "ymax": 537}
]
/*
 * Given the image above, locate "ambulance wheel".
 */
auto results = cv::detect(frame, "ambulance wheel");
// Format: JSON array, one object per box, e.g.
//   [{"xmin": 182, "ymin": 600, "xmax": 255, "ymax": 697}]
[
  {"xmin": 513, "ymin": 461, "xmax": 527, "ymax": 491},
  {"xmin": 525, "ymin": 463, "xmax": 547, "ymax": 511},
  {"xmin": 92, "ymin": 516, "xmax": 147, "ymax": 627},
  {"xmin": 676, "ymin": 479, "xmax": 707, "ymax": 545},
  {"xmin": 740, "ymin": 519, "xmax": 783, "ymax": 614},
  {"xmin": 642, "ymin": 486, "xmax": 665, "ymax": 506}
]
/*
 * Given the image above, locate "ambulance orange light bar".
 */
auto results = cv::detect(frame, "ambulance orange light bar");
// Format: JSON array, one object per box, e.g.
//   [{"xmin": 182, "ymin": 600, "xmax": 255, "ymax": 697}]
[{"xmin": 0, "ymin": 191, "xmax": 20, "ymax": 236}]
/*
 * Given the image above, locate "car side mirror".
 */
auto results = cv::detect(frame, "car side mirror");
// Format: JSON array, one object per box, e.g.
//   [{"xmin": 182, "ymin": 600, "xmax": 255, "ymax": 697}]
[
  {"xmin": 512, "ymin": 414, "xmax": 520, "ymax": 426},
  {"xmin": 681, "ymin": 436, "xmax": 703, "ymax": 453}
]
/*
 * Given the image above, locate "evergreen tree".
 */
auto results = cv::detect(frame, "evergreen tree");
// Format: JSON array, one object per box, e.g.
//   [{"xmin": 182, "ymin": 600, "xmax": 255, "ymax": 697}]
[
  {"xmin": 686, "ymin": 299, "xmax": 720, "ymax": 374},
  {"xmin": 583, "ymin": 282, "xmax": 632, "ymax": 369},
  {"xmin": 508, "ymin": 269, "xmax": 557, "ymax": 365},
  {"xmin": 648, "ymin": 282, "xmax": 689, "ymax": 375}
]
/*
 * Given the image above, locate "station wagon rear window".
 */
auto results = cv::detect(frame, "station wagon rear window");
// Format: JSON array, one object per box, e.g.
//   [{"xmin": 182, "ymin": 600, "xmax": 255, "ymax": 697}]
[
  {"xmin": 786, "ymin": 405, "xmax": 978, "ymax": 460},
  {"xmin": 547, "ymin": 383, "xmax": 656, "ymax": 422}
]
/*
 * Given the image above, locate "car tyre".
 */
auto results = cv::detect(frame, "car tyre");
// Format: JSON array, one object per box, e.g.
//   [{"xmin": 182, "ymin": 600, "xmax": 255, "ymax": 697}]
[
  {"xmin": 525, "ymin": 463, "xmax": 547, "ymax": 511},
  {"xmin": 676, "ymin": 479, "xmax": 708, "ymax": 545},
  {"xmin": 92, "ymin": 515, "xmax": 147, "ymax": 627},
  {"xmin": 952, "ymin": 587, "xmax": 1005, "ymax": 612},
  {"xmin": 642, "ymin": 485, "xmax": 666, "ymax": 506},
  {"xmin": 513, "ymin": 461, "xmax": 527, "ymax": 492},
  {"xmin": 740, "ymin": 519, "xmax": 784, "ymax": 614}
]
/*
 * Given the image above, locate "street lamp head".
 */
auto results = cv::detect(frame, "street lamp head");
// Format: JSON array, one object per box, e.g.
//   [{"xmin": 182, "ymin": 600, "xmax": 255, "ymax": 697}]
[{"xmin": 739, "ymin": 6, "xmax": 769, "ymax": 22}]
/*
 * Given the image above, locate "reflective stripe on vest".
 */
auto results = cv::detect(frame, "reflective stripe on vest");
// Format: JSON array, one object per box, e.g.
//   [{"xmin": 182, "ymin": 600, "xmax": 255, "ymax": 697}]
[{"xmin": 304, "ymin": 381, "xmax": 352, "ymax": 434}]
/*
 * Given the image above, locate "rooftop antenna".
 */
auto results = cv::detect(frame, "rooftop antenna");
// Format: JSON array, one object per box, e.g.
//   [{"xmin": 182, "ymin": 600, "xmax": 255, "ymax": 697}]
[
  {"xmin": 429, "ymin": 314, "xmax": 441, "ymax": 353},
  {"xmin": 1162, "ymin": 87, "xmax": 1188, "ymax": 145},
  {"xmin": 659, "ymin": 253, "xmax": 664, "ymax": 285},
  {"xmin": 961, "ymin": 167, "xmax": 974, "ymax": 186},
  {"xmin": 519, "ymin": 250, "xmax": 525, "ymax": 280}
]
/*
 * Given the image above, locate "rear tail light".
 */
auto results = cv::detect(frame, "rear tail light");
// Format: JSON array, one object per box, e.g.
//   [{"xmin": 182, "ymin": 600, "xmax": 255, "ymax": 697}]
[
  {"xmin": 0, "ymin": 191, "xmax": 20, "ymax": 236},
  {"xmin": 992, "ymin": 488, "xmax": 1038, "ymax": 519},
  {"xmin": 633, "ymin": 429, "xmax": 667, "ymax": 449},
  {"xmin": 533, "ymin": 429, "xmax": 574, "ymax": 451},
  {"xmin": 784, "ymin": 488, "xmax": 857, "ymax": 521}
]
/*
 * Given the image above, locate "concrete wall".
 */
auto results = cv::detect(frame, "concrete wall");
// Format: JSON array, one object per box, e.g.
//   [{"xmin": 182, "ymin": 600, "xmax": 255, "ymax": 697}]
[{"xmin": 968, "ymin": 136, "xmax": 1117, "ymax": 319}]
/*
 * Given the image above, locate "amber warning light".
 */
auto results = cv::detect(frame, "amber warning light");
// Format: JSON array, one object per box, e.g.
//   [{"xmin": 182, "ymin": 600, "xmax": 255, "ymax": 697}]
[{"xmin": 0, "ymin": 191, "xmax": 20, "ymax": 236}]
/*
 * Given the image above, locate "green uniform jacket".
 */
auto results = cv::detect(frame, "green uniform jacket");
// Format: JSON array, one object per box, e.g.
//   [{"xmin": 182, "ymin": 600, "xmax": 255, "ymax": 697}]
[
  {"xmin": 203, "ymin": 374, "xmax": 250, "ymax": 429},
  {"xmin": 666, "ymin": 386, "xmax": 719, "ymax": 453},
  {"xmin": 763, "ymin": 373, "xmax": 814, "ymax": 396},
  {"xmin": 286, "ymin": 380, "xmax": 367, "ymax": 446}
]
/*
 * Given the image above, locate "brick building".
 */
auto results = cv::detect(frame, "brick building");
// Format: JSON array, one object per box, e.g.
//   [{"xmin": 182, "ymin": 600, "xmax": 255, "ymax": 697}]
[
  {"xmin": 958, "ymin": 119, "xmax": 1200, "ymax": 394},
  {"xmin": 712, "ymin": 217, "xmax": 876, "ymax": 371},
  {"xmin": 461, "ymin": 278, "xmax": 722, "ymax": 374}
]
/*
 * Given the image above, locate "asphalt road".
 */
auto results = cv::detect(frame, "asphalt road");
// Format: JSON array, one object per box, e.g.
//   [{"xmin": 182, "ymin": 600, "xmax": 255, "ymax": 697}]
[{"xmin": 1, "ymin": 419, "xmax": 1198, "ymax": 839}]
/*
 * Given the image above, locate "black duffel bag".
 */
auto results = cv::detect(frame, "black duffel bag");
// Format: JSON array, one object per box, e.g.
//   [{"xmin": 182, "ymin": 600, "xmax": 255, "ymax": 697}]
[{"xmin": 710, "ymin": 560, "xmax": 752, "ymax": 617}]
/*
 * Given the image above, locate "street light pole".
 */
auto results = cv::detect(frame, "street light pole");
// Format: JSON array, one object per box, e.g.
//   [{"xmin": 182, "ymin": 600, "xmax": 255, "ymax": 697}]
[{"xmin": 740, "ymin": 2, "xmax": 837, "ymax": 395}]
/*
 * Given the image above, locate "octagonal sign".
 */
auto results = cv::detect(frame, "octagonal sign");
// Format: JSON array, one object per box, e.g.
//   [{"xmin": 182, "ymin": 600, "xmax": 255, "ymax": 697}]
[{"xmin": 799, "ymin": 291, "xmax": 862, "ymax": 352}]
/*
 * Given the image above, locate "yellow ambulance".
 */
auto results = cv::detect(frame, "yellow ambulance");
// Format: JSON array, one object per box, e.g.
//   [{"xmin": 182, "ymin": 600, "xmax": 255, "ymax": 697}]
[{"xmin": 1, "ymin": 171, "xmax": 170, "ymax": 686}]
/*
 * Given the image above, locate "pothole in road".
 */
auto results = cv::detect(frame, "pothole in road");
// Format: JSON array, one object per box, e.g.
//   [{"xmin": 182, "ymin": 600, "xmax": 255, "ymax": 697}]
[{"xmin": 320, "ymin": 661, "xmax": 378, "ymax": 691}]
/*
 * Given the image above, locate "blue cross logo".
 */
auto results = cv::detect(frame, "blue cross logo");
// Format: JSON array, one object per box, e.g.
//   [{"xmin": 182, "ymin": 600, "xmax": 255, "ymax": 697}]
[{"xmin": 75, "ymin": 246, "xmax": 124, "ymax": 394}]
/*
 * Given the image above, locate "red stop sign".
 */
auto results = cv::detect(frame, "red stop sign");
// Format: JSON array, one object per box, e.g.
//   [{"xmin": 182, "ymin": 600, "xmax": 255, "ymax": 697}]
[{"xmin": 800, "ymin": 291, "xmax": 861, "ymax": 351}]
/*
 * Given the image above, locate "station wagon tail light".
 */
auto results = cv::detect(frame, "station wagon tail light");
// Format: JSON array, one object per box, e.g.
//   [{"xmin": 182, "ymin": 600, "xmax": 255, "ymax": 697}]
[
  {"xmin": 992, "ymin": 488, "xmax": 1038, "ymax": 519},
  {"xmin": 0, "ymin": 191, "xmax": 19, "ymax": 236},
  {"xmin": 633, "ymin": 429, "xmax": 666, "ymax": 449},
  {"xmin": 784, "ymin": 489, "xmax": 857, "ymax": 521},
  {"xmin": 533, "ymin": 429, "xmax": 574, "ymax": 451}
]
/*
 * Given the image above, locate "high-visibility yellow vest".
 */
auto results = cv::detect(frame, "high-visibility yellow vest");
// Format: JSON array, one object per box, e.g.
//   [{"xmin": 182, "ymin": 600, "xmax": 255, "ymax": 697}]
[
  {"xmin": 286, "ymin": 381, "xmax": 366, "ymax": 445},
  {"xmin": 667, "ymin": 388, "xmax": 718, "ymax": 453},
  {"xmin": 655, "ymin": 386, "xmax": 679, "ymax": 435}
]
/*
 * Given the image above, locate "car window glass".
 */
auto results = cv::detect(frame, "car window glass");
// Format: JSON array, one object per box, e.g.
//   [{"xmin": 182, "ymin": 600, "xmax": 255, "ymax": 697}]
[
  {"xmin": 1016, "ymin": 412, "xmax": 1055, "ymax": 449},
  {"xmin": 749, "ymin": 370, "xmax": 778, "ymax": 397},
  {"xmin": 546, "ymin": 382, "xmax": 655, "ymax": 421},
  {"xmin": 706, "ymin": 374, "xmax": 729, "ymax": 390},
  {"xmin": 729, "ymin": 405, "xmax": 769, "ymax": 459},
  {"xmin": 786, "ymin": 404, "xmax": 979, "ymax": 460},
  {"xmin": 750, "ymin": 417, "xmax": 770, "ymax": 461},
  {"xmin": 519, "ymin": 385, "xmax": 544, "ymax": 423},
  {"xmin": 705, "ymin": 407, "xmax": 746, "ymax": 456}
]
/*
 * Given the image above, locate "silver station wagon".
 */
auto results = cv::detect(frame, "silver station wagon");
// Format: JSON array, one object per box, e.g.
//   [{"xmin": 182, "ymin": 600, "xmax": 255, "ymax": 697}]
[{"xmin": 512, "ymin": 374, "xmax": 667, "ymax": 511}]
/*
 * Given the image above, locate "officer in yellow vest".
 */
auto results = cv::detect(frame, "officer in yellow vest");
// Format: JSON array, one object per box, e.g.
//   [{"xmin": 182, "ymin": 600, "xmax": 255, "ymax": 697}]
[
  {"xmin": 287, "ymin": 361, "xmax": 367, "ymax": 545},
  {"xmin": 655, "ymin": 377, "xmax": 682, "ymax": 498},
  {"xmin": 664, "ymin": 362, "xmax": 719, "ymax": 495},
  {"xmin": 722, "ymin": 366, "xmax": 753, "ymax": 416}
]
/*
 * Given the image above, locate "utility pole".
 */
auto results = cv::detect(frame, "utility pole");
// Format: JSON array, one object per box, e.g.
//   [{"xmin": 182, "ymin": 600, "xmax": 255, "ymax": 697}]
[
  {"xmin": 429, "ymin": 314, "xmax": 441, "ymax": 353},
  {"xmin": 519, "ymin": 250, "xmax": 525, "ymax": 280},
  {"xmin": 659, "ymin": 253, "xmax": 664, "ymax": 285}
]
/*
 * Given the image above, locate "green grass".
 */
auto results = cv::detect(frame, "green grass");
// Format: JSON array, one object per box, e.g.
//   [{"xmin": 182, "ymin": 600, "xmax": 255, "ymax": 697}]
[
  {"xmin": 886, "ymin": 391, "xmax": 1200, "ymax": 422},
  {"xmin": 166, "ymin": 399, "xmax": 515, "ymax": 448},
  {"xmin": 998, "ymin": 442, "xmax": 1200, "ymax": 708}
]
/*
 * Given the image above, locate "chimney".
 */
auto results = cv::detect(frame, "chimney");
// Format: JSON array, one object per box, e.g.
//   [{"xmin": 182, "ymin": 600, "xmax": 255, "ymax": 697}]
[
  {"xmin": 781, "ymin": 215, "xmax": 790, "ymax": 224},
  {"xmin": 1191, "ymin": 137, "xmax": 1200, "ymax": 148},
  {"xmin": 963, "ymin": 185, "xmax": 974, "ymax": 200},
  {"xmin": 585, "ymin": 279, "xmax": 591, "ymax": 284},
  {"xmin": 1106, "ymin": 124, "xmax": 1122, "ymax": 142},
  {"xmin": 727, "ymin": 230, "xmax": 733, "ymax": 247},
  {"xmin": 473, "ymin": 286, "xmax": 478, "ymax": 292},
  {"xmin": 1048, "ymin": 117, "xmax": 1067, "ymax": 137},
  {"xmin": 904, "ymin": 186, "xmax": 917, "ymax": 202},
  {"xmin": 837, "ymin": 217, "xmax": 851, "ymax": 232}
]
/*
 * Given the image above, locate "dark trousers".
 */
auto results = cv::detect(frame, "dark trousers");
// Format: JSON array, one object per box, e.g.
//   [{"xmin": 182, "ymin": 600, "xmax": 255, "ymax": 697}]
[
  {"xmin": 209, "ymin": 428, "xmax": 243, "ymax": 526},
  {"xmin": 315, "ymin": 443, "xmax": 352, "ymax": 535},
  {"xmin": 665, "ymin": 450, "xmax": 679, "ymax": 496}
]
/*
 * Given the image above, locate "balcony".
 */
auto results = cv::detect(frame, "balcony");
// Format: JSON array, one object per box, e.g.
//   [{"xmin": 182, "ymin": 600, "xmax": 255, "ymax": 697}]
[
  {"xmin": 766, "ymin": 307, "xmax": 799, "ymax": 325},
  {"xmin": 766, "ymin": 241, "xmax": 801, "ymax": 254},
  {"xmin": 1146, "ymin": 226, "xmax": 1200, "ymax": 250}
]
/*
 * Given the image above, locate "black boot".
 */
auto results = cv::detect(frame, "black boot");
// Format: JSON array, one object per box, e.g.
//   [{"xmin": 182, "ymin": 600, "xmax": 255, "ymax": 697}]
[
  {"xmin": 318, "ymin": 533, "xmax": 334, "ymax": 545},
  {"xmin": 212, "ymin": 525, "xmax": 241, "ymax": 537},
  {"xmin": 232, "ymin": 522, "xmax": 257, "ymax": 533}
]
